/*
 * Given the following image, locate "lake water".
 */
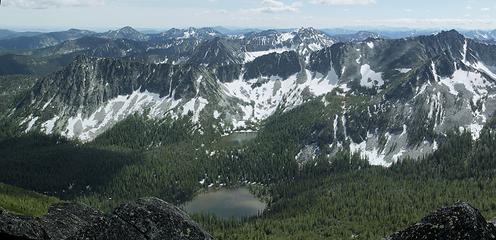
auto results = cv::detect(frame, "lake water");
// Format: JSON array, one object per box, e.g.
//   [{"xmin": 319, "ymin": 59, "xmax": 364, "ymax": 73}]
[
  {"xmin": 220, "ymin": 132, "xmax": 258, "ymax": 145},
  {"xmin": 182, "ymin": 187, "xmax": 267, "ymax": 219}
]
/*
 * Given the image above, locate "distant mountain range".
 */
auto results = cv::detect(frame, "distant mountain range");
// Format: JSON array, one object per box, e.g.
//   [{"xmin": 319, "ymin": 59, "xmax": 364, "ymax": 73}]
[
  {"xmin": 1, "ymin": 26, "xmax": 495, "ymax": 50},
  {"xmin": 2, "ymin": 22, "xmax": 496, "ymax": 240},
  {"xmin": 0, "ymin": 26, "xmax": 494, "ymax": 167},
  {"xmin": 0, "ymin": 29, "xmax": 95, "ymax": 49}
]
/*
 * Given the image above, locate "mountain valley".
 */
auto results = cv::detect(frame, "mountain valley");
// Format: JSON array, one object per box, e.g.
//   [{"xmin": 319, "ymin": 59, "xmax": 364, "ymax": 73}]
[{"xmin": 1, "ymin": 25, "xmax": 496, "ymax": 239}]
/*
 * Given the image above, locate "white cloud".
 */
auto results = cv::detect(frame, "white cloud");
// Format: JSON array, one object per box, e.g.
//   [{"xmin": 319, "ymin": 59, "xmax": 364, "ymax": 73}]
[
  {"xmin": 2, "ymin": 0, "xmax": 105, "ymax": 9},
  {"xmin": 249, "ymin": 0, "xmax": 301, "ymax": 13},
  {"xmin": 310, "ymin": 0, "xmax": 376, "ymax": 5}
]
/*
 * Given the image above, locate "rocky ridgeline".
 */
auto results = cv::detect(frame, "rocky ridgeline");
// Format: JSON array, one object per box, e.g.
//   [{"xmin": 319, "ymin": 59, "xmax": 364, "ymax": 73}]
[
  {"xmin": 388, "ymin": 202, "xmax": 496, "ymax": 240},
  {"xmin": 0, "ymin": 197, "xmax": 212, "ymax": 240}
]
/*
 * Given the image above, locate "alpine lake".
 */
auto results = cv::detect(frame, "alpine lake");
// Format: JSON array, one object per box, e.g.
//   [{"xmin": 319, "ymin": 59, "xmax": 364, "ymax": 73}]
[{"xmin": 182, "ymin": 131, "xmax": 266, "ymax": 219}]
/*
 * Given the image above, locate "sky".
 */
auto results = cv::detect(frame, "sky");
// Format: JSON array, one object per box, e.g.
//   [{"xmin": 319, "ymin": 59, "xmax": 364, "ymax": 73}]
[{"xmin": 0, "ymin": 0, "xmax": 495, "ymax": 31}]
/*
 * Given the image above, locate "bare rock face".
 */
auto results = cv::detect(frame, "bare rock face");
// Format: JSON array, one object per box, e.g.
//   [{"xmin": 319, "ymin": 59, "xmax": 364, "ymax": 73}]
[
  {"xmin": 0, "ymin": 208, "xmax": 47, "ymax": 240},
  {"xmin": 388, "ymin": 202, "xmax": 496, "ymax": 240},
  {"xmin": 0, "ymin": 202, "xmax": 100, "ymax": 240},
  {"xmin": 0, "ymin": 197, "xmax": 212, "ymax": 240},
  {"xmin": 72, "ymin": 198, "xmax": 212, "ymax": 240}
]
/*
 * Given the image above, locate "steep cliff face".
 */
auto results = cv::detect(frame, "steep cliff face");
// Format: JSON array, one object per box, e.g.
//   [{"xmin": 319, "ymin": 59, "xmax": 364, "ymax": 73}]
[
  {"xmin": 388, "ymin": 202, "xmax": 496, "ymax": 240},
  {"xmin": 0, "ymin": 198, "xmax": 212, "ymax": 240},
  {"xmin": 188, "ymin": 38, "xmax": 244, "ymax": 67},
  {"xmin": 10, "ymin": 30, "xmax": 496, "ymax": 166},
  {"xmin": 20, "ymin": 55, "xmax": 210, "ymax": 114},
  {"xmin": 298, "ymin": 30, "xmax": 496, "ymax": 166},
  {"xmin": 14, "ymin": 56, "xmax": 221, "ymax": 140},
  {"xmin": 243, "ymin": 51, "xmax": 301, "ymax": 80}
]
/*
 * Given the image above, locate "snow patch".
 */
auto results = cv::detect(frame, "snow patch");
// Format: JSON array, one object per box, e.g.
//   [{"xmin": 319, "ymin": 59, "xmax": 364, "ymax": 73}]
[
  {"xmin": 25, "ymin": 116, "xmax": 39, "ymax": 133},
  {"xmin": 396, "ymin": 68, "xmax": 412, "ymax": 73},
  {"xmin": 360, "ymin": 64, "xmax": 384, "ymax": 88},
  {"xmin": 41, "ymin": 116, "xmax": 60, "ymax": 134},
  {"xmin": 182, "ymin": 97, "xmax": 209, "ymax": 122},
  {"xmin": 307, "ymin": 43, "xmax": 321, "ymax": 51},
  {"xmin": 333, "ymin": 115, "xmax": 338, "ymax": 140},
  {"xmin": 41, "ymin": 97, "xmax": 54, "ymax": 111},
  {"xmin": 431, "ymin": 61, "xmax": 439, "ymax": 82},
  {"xmin": 468, "ymin": 123, "xmax": 484, "ymax": 139},
  {"xmin": 279, "ymin": 32, "xmax": 295, "ymax": 42},
  {"xmin": 349, "ymin": 141, "xmax": 391, "ymax": 167},
  {"xmin": 213, "ymin": 110, "xmax": 221, "ymax": 119},
  {"xmin": 471, "ymin": 61, "xmax": 496, "ymax": 80},
  {"xmin": 222, "ymin": 69, "xmax": 339, "ymax": 131},
  {"xmin": 439, "ymin": 69, "xmax": 491, "ymax": 105},
  {"xmin": 392, "ymin": 149, "xmax": 406, "ymax": 161},
  {"xmin": 63, "ymin": 89, "xmax": 186, "ymax": 141}
]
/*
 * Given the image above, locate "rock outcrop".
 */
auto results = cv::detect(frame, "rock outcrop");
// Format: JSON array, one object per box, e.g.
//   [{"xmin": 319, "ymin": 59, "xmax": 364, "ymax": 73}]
[
  {"xmin": 388, "ymin": 202, "xmax": 496, "ymax": 240},
  {"xmin": 0, "ymin": 197, "xmax": 212, "ymax": 240}
]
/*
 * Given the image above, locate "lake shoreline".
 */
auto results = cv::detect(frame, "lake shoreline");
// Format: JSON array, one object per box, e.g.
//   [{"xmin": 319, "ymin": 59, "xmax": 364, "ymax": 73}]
[{"xmin": 181, "ymin": 187, "xmax": 268, "ymax": 220}]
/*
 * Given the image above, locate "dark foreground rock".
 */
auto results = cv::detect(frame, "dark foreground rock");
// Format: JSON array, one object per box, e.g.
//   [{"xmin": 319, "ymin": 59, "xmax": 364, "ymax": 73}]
[
  {"xmin": 388, "ymin": 202, "xmax": 496, "ymax": 240},
  {"xmin": 0, "ymin": 197, "xmax": 212, "ymax": 240}
]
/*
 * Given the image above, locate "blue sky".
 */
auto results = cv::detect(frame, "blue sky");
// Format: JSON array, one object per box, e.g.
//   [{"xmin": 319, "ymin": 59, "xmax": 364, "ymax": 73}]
[{"xmin": 1, "ymin": 0, "xmax": 495, "ymax": 31}]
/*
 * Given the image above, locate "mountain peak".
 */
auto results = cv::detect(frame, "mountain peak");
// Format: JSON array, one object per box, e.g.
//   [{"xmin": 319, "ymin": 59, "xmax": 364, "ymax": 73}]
[
  {"xmin": 189, "ymin": 37, "xmax": 243, "ymax": 66},
  {"xmin": 66, "ymin": 28, "xmax": 91, "ymax": 33},
  {"xmin": 435, "ymin": 29, "xmax": 465, "ymax": 40},
  {"xmin": 97, "ymin": 26, "xmax": 148, "ymax": 41},
  {"xmin": 119, "ymin": 26, "xmax": 138, "ymax": 32},
  {"xmin": 296, "ymin": 27, "xmax": 318, "ymax": 33}
]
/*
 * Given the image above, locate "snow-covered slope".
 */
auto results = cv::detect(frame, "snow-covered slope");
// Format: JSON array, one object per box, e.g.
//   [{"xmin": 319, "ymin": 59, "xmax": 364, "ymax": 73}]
[{"xmin": 11, "ymin": 30, "xmax": 496, "ymax": 168}]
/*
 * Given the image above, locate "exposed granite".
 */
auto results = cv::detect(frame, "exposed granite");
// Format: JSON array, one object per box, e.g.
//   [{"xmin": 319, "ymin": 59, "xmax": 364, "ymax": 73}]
[{"xmin": 0, "ymin": 197, "xmax": 212, "ymax": 240}]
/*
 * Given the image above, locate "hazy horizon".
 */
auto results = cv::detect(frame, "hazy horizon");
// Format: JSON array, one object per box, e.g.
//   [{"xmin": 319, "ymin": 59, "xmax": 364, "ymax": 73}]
[
  {"xmin": 0, "ymin": 25, "xmax": 493, "ymax": 34},
  {"xmin": 1, "ymin": 0, "xmax": 495, "ymax": 31}
]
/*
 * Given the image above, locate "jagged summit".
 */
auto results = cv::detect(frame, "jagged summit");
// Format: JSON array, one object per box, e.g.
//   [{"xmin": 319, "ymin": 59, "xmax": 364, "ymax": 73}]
[
  {"xmin": 435, "ymin": 29, "xmax": 465, "ymax": 37},
  {"xmin": 157, "ymin": 27, "xmax": 222, "ymax": 40},
  {"xmin": 188, "ymin": 37, "xmax": 244, "ymax": 66},
  {"xmin": 7, "ymin": 27, "xmax": 496, "ymax": 166},
  {"xmin": 241, "ymin": 27, "xmax": 334, "ymax": 55}
]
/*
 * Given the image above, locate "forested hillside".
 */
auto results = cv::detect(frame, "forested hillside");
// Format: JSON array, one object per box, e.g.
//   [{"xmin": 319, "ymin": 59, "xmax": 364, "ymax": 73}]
[
  {"xmin": 198, "ymin": 128, "xmax": 496, "ymax": 239},
  {"xmin": 3, "ymin": 94, "xmax": 496, "ymax": 239},
  {"xmin": 1, "ymin": 25, "xmax": 496, "ymax": 240}
]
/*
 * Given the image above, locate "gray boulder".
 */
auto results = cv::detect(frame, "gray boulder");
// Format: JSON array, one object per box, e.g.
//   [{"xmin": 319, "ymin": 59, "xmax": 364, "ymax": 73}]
[
  {"xmin": 388, "ymin": 202, "xmax": 496, "ymax": 240},
  {"xmin": 0, "ymin": 197, "xmax": 212, "ymax": 240}
]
